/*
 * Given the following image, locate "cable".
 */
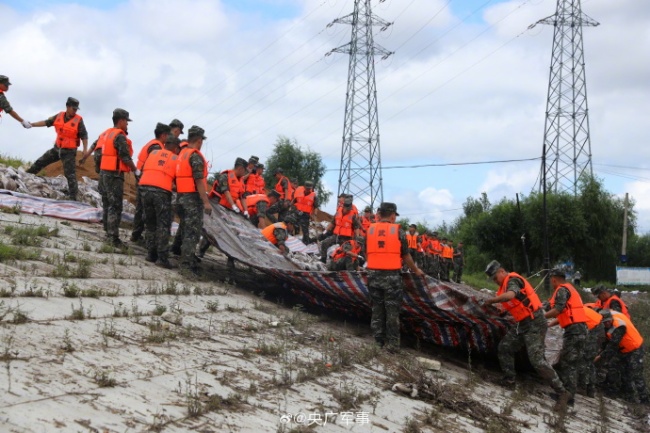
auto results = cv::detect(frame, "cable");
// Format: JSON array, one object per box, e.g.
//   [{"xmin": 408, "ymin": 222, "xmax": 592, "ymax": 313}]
[{"xmin": 325, "ymin": 156, "xmax": 541, "ymax": 171}]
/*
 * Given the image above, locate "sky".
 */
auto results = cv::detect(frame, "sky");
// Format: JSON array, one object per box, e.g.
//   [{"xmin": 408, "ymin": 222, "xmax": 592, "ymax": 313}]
[{"xmin": 2, "ymin": 0, "xmax": 650, "ymax": 232}]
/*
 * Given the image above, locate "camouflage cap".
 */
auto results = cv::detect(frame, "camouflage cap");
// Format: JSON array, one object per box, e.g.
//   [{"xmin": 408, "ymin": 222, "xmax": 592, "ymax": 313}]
[
  {"xmin": 113, "ymin": 108, "xmax": 132, "ymax": 121},
  {"xmin": 248, "ymin": 155, "xmax": 259, "ymax": 164},
  {"xmin": 0, "ymin": 75, "xmax": 11, "ymax": 86},
  {"xmin": 187, "ymin": 125, "xmax": 206, "ymax": 140},
  {"xmin": 290, "ymin": 177, "xmax": 298, "ymax": 184},
  {"xmin": 409, "ymin": 224, "xmax": 417, "ymax": 228},
  {"xmin": 274, "ymin": 167, "xmax": 284, "ymax": 174},
  {"xmin": 599, "ymin": 309, "xmax": 613, "ymax": 322},
  {"xmin": 548, "ymin": 268, "xmax": 566, "ymax": 279},
  {"xmin": 591, "ymin": 285, "xmax": 608, "ymax": 296},
  {"xmin": 256, "ymin": 163, "xmax": 265, "ymax": 169},
  {"xmin": 169, "ymin": 119, "xmax": 184, "ymax": 133},
  {"xmin": 234, "ymin": 157, "xmax": 247, "ymax": 167},
  {"xmin": 304, "ymin": 181, "xmax": 314, "ymax": 188},
  {"xmin": 268, "ymin": 190, "xmax": 281, "ymax": 199},
  {"xmin": 66, "ymin": 97, "xmax": 80, "ymax": 109},
  {"xmin": 378, "ymin": 202, "xmax": 399, "ymax": 216},
  {"xmin": 485, "ymin": 260, "xmax": 501, "ymax": 277},
  {"xmin": 154, "ymin": 122, "xmax": 172, "ymax": 136},
  {"xmin": 284, "ymin": 214, "xmax": 297, "ymax": 225}
]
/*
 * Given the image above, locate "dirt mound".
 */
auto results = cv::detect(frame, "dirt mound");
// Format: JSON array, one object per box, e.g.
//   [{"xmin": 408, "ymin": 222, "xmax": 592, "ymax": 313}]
[{"xmin": 41, "ymin": 150, "xmax": 138, "ymax": 204}]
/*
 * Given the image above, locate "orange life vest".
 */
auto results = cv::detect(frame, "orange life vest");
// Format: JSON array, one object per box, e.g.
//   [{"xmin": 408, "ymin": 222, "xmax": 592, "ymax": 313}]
[
  {"xmin": 429, "ymin": 239, "xmax": 442, "ymax": 256},
  {"xmin": 53, "ymin": 112, "xmax": 82, "ymax": 149},
  {"xmin": 246, "ymin": 194, "xmax": 269, "ymax": 216},
  {"xmin": 596, "ymin": 295, "xmax": 630, "ymax": 319},
  {"xmin": 497, "ymin": 272, "xmax": 543, "ymax": 322},
  {"xmin": 139, "ymin": 149, "xmax": 178, "ymax": 192},
  {"xmin": 549, "ymin": 283, "xmax": 587, "ymax": 328},
  {"xmin": 366, "ymin": 222, "xmax": 402, "ymax": 270},
  {"xmin": 175, "ymin": 147, "xmax": 207, "ymax": 193},
  {"xmin": 275, "ymin": 175, "xmax": 294, "ymax": 200},
  {"xmin": 332, "ymin": 240, "xmax": 361, "ymax": 261},
  {"xmin": 406, "ymin": 233, "xmax": 418, "ymax": 249},
  {"xmin": 419, "ymin": 235, "xmax": 428, "ymax": 253},
  {"xmin": 294, "ymin": 186, "xmax": 316, "ymax": 213},
  {"xmin": 333, "ymin": 207, "xmax": 357, "ymax": 238},
  {"xmin": 136, "ymin": 139, "xmax": 163, "ymax": 170},
  {"xmin": 607, "ymin": 311, "xmax": 643, "ymax": 353},
  {"xmin": 244, "ymin": 173, "xmax": 260, "ymax": 194},
  {"xmin": 360, "ymin": 215, "xmax": 373, "ymax": 235},
  {"xmin": 442, "ymin": 245, "xmax": 454, "ymax": 259},
  {"xmin": 179, "ymin": 140, "xmax": 188, "ymax": 148},
  {"xmin": 217, "ymin": 170, "xmax": 244, "ymax": 210},
  {"xmin": 584, "ymin": 306, "xmax": 603, "ymax": 330},
  {"xmin": 261, "ymin": 222, "xmax": 286, "ymax": 245},
  {"xmin": 99, "ymin": 128, "xmax": 133, "ymax": 173}
]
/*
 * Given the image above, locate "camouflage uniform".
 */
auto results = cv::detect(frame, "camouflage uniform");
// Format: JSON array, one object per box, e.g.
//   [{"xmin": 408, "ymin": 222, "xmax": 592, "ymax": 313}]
[
  {"xmin": 26, "ymin": 113, "xmax": 88, "ymax": 200},
  {"xmin": 327, "ymin": 241, "xmax": 359, "ymax": 271},
  {"xmin": 319, "ymin": 208, "xmax": 360, "ymax": 262},
  {"xmin": 552, "ymin": 287, "xmax": 588, "ymax": 397},
  {"xmin": 365, "ymin": 226, "xmax": 409, "ymax": 350},
  {"xmin": 141, "ymin": 186, "xmax": 172, "ymax": 262},
  {"xmin": 99, "ymin": 134, "xmax": 132, "ymax": 242},
  {"xmin": 453, "ymin": 245, "xmax": 464, "ymax": 283},
  {"xmin": 175, "ymin": 153, "xmax": 207, "ymax": 272},
  {"xmin": 131, "ymin": 142, "xmax": 162, "ymax": 241},
  {"xmin": 265, "ymin": 201, "xmax": 282, "ymax": 223},
  {"xmin": 579, "ymin": 322, "xmax": 605, "ymax": 395},
  {"xmin": 599, "ymin": 326, "xmax": 650, "ymax": 403},
  {"xmin": 0, "ymin": 92, "xmax": 12, "ymax": 113},
  {"xmin": 498, "ymin": 277, "xmax": 566, "ymax": 393}
]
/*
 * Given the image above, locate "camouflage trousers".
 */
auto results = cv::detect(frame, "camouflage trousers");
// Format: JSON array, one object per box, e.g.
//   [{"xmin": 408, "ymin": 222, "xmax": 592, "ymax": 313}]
[
  {"xmin": 27, "ymin": 146, "xmax": 78, "ymax": 200},
  {"xmin": 368, "ymin": 270, "xmax": 403, "ymax": 349},
  {"xmin": 93, "ymin": 150, "xmax": 102, "ymax": 174},
  {"xmin": 141, "ymin": 187, "xmax": 172, "ymax": 261},
  {"xmin": 327, "ymin": 256, "xmax": 358, "ymax": 271},
  {"xmin": 98, "ymin": 173, "xmax": 108, "ymax": 233},
  {"xmin": 175, "ymin": 193, "xmax": 203, "ymax": 270},
  {"xmin": 131, "ymin": 185, "xmax": 144, "ymax": 240},
  {"xmin": 603, "ymin": 347, "xmax": 650, "ymax": 403},
  {"xmin": 555, "ymin": 323, "xmax": 587, "ymax": 396},
  {"xmin": 319, "ymin": 235, "xmax": 351, "ymax": 263},
  {"xmin": 424, "ymin": 255, "xmax": 442, "ymax": 279},
  {"xmin": 498, "ymin": 310, "xmax": 565, "ymax": 392},
  {"xmin": 297, "ymin": 211, "xmax": 311, "ymax": 244},
  {"xmin": 453, "ymin": 260, "xmax": 463, "ymax": 283},
  {"xmin": 578, "ymin": 323, "xmax": 605, "ymax": 393},
  {"xmin": 100, "ymin": 171, "xmax": 124, "ymax": 241}
]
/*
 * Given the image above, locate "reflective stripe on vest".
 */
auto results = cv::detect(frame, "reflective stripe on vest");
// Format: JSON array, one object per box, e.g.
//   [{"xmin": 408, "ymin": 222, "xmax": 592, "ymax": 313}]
[
  {"xmin": 136, "ymin": 139, "xmax": 163, "ymax": 170},
  {"xmin": 549, "ymin": 283, "xmax": 587, "ymax": 328},
  {"xmin": 406, "ymin": 233, "xmax": 418, "ymax": 249},
  {"xmin": 99, "ymin": 128, "xmax": 133, "ymax": 173},
  {"xmin": 584, "ymin": 306, "xmax": 603, "ymax": 330},
  {"xmin": 294, "ymin": 186, "xmax": 316, "ymax": 213},
  {"xmin": 53, "ymin": 112, "xmax": 81, "ymax": 149},
  {"xmin": 607, "ymin": 311, "xmax": 643, "ymax": 353},
  {"xmin": 139, "ymin": 149, "xmax": 178, "ymax": 192},
  {"xmin": 366, "ymin": 222, "xmax": 401, "ymax": 270},
  {"xmin": 261, "ymin": 222, "xmax": 286, "ymax": 245},
  {"xmin": 175, "ymin": 148, "xmax": 207, "ymax": 193},
  {"xmin": 334, "ymin": 207, "xmax": 356, "ymax": 238},
  {"xmin": 497, "ymin": 272, "xmax": 543, "ymax": 322},
  {"xmin": 275, "ymin": 175, "xmax": 294, "ymax": 200},
  {"xmin": 246, "ymin": 194, "xmax": 269, "ymax": 215}
]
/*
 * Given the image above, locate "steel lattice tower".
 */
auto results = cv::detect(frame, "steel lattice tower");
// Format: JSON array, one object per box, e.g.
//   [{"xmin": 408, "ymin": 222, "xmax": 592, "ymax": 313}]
[
  {"xmin": 534, "ymin": 0, "xmax": 599, "ymax": 194},
  {"xmin": 330, "ymin": 0, "xmax": 392, "ymax": 210}
]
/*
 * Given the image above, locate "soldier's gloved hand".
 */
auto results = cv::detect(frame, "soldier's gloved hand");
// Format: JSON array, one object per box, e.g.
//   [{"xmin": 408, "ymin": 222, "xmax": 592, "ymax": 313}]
[
  {"xmin": 232, "ymin": 207, "xmax": 240, "ymax": 214},
  {"xmin": 243, "ymin": 210, "xmax": 249, "ymax": 217},
  {"xmin": 134, "ymin": 169, "xmax": 142, "ymax": 179},
  {"xmin": 78, "ymin": 157, "xmax": 86, "ymax": 166},
  {"xmin": 478, "ymin": 299, "xmax": 487, "ymax": 307},
  {"xmin": 22, "ymin": 120, "xmax": 32, "ymax": 129}
]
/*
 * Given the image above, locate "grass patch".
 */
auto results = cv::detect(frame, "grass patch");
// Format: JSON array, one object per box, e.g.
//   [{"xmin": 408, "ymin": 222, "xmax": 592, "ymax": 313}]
[
  {"xmin": 5, "ymin": 225, "xmax": 58, "ymax": 246},
  {"xmin": 0, "ymin": 153, "xmax": 26, "ymax": 168},
  {"xmin": 0, "ymin": 243, "xmax": 40, "ymax": 262}
]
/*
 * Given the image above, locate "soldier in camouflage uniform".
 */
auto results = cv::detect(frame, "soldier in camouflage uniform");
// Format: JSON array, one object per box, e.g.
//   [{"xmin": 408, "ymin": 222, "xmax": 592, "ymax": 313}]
[
  {"xmin": 595, "ymin": 309, "xmax": 649, "ymax": 404},
  {"xmin": 98, "ymin": 108, "xmax": 139, "ymax": 246},
  {"xmin": 328, "ymin": 239, "xmax": 362, "ymax": 271},
  {"xmin": 174, "ymin": 126, "xmax": 212, "ymax": 277},
  {"xmin": 453, "ymin": 241, "xmax": 464, "ymax": 283},
  {"xmin": 578, "ymin": 305, "xmax": 605, "ymax": 398},
  {"xmin": 365, "ymin": 203, "xmax": 424, "ymax": 352},
  {"xmin": 0, "ymin": 75, "xmax": 31, "ymax": 128},
  {"xmin": 544, "ymin": 269, "xmax": 588, "ymax": 403},
  {"xmin": 27, "ymin": 97, "xmax": 88, "ymax": 200},
  {"xmin": 261, "ymin": 215, "xmax": 296, "ymax": 255},
  {"xmin": 140, "ymin": 136, "xmax": 181, "ymax": 269},
  {"xmin": 169, "ymin": 119, "xmax": 184, "ymax": 139},
  {"xmin": 264, "ymin": 190, "xmax": 282, "ymax": 224},
  {"xmin": 483, "ymin": 261, "xmax": 571, "ymax": 410}
]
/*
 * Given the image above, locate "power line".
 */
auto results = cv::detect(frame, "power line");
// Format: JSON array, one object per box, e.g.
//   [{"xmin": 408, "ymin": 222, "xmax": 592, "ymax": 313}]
[{"xmin": 325, "ymin": 156, "xmax": 541, "ymax": 171}]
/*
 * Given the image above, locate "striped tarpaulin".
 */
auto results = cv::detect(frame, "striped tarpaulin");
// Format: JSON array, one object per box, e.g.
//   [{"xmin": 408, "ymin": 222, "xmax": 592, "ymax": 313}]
[{"xmin": 203, "ymin": 202, "xmax": 516, "ymax": 354}]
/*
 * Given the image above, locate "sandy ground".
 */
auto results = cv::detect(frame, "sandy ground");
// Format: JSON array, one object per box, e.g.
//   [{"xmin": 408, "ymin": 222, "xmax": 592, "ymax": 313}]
[{"xmin": 0, "ymin": 211, "xmax": 647, "ymax": 433}]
